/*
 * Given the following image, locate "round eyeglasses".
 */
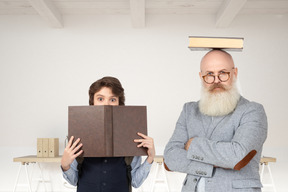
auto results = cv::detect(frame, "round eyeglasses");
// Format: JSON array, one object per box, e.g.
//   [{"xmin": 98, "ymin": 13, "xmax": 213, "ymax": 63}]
[{"xmin": 202, "ymin": 71, "xmax": 231, "ymax": 84}]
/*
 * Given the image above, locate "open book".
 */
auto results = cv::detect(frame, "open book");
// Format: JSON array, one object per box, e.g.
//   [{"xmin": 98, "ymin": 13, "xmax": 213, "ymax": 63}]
[{"xmin": 68, "ymin": 105, "xmax": 147, "ymax": 157}]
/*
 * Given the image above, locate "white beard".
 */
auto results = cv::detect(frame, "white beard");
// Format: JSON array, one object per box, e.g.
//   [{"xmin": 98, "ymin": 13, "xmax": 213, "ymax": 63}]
[{"xmin": 199, "ymin": 81, "xmax": 240, "ymax": 116}]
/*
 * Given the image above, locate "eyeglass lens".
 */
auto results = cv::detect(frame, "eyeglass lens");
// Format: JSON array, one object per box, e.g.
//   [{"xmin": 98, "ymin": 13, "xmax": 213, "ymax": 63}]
[{"xmin": 204, "ymin": 73, "xmax": 229, "ymax": 84}]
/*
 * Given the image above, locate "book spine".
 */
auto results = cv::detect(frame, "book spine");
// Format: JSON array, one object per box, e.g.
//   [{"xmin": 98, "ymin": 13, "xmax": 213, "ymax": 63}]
[{"xmin": 104, "ymin": 106, "xmax": 113, "ymax": 156}]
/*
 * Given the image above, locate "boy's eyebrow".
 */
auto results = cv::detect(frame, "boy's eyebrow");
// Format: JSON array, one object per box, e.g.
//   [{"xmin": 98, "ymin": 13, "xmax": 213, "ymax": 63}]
[
  {"xmin": 95, "ymin": 94, "xmax": 104, "ymax": 97},
  {"xmin": 95, "ymin": 94, "xmax": 117, "ymax": 98}
]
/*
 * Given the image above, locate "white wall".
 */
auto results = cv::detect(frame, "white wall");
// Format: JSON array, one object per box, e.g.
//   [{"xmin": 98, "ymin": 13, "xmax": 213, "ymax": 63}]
[{"xmin": 0, "ymin": 14, "xmax": 287, "ymax": 191}]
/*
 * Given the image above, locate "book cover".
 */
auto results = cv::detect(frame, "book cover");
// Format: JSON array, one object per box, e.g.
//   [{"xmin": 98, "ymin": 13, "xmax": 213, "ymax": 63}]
[
  {"xmin": 68, "ymin": 105, "xmax": 147, "ymax": 157},
  {"xmin": 188, "ymin": 36, "xmax": 244, "ymax": 51}
]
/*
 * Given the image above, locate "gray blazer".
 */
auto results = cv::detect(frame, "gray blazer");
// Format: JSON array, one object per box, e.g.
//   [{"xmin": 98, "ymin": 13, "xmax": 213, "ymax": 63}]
[{"xmin": 164, "ymin": 96, "xmax": 268, "ymax": 192}]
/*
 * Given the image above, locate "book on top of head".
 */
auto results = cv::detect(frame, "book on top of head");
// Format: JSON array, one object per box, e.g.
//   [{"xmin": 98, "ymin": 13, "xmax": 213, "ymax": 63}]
[{"xmin": 188, "ymin": 36, "xmax": 244, "ymax": 51}]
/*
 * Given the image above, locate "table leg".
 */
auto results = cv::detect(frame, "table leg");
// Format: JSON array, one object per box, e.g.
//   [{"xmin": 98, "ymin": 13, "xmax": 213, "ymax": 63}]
[
  {"xmin": 150, "ymin": 163, "xmax": 159, "ymax": 192},
  {"xmin": 260, "ymin": 163, "xmax": 265, "ymax": 182},
  {"xmin": 267, "ymin": 164, "xmax": 277, "ymax": 192},
  {"xmin": 13, "ymin": 163, "xmax": 22, "ymax": 192},
  {"xmin": 160, "ymin": 163, "xmax": 170, "ymax": 192},
  {"xmin": 24, "ymin": 163, "xmax": 32, "ymax": 192},
  {"xmin": 37, "ymin": 163, "xmax": 47, "ymax": 192}
]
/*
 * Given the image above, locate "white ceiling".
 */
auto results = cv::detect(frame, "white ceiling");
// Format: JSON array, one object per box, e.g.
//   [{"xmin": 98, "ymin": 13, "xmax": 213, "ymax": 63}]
[{"xmin": 0, "ymin": 0, "xmax": 288, "ymax": 28}]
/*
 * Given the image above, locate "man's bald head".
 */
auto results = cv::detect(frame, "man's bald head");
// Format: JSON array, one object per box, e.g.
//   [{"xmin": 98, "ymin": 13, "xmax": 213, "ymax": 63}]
[{"xmin": 200, "ymin": 49, "xmax": 235, "ymax": 72}]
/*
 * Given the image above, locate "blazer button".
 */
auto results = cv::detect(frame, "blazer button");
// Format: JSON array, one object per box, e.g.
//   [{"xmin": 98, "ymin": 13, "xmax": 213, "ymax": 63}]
[{"xmin": 193, "ymin": 178, "xmax": 198, "ymax": 183}]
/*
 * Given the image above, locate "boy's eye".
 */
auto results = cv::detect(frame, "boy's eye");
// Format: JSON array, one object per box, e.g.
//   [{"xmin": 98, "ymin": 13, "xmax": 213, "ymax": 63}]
[
  {"xmin": 111, "ymin": 98, "xmax": 117, "ymax": 102},
  {"xmin": 97, "ymin": 97, "xmax": 104, "ymax": 101}
]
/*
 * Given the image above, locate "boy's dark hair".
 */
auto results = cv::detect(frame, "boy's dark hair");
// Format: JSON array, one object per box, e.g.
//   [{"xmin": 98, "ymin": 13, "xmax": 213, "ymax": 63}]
[{"xmin": 89, "ymin": 76, "xmax": 125, "ymax": 106}]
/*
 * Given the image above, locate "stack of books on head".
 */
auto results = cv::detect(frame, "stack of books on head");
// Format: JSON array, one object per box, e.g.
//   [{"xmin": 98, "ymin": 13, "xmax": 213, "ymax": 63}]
[{"xmin": 188, "ymin": 36, "xmax": 244, "ymax": 51}]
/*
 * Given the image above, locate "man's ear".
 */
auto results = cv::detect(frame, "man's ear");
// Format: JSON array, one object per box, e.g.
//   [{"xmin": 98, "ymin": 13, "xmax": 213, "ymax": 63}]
[{"xmin": 234, "ymin": 67, "xmax": 238, "ymax": 78}]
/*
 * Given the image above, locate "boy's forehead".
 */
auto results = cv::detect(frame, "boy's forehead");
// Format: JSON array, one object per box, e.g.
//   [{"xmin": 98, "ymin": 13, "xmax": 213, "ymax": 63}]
[{"xmin": 95, "ymin": 87, "xmax": 115, "ymax": 96}]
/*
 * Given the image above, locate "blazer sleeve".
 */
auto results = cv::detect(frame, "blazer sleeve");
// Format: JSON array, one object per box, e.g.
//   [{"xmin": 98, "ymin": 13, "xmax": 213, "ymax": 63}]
[
  {"xmin": 164, "ymin": 103, "xmax": 214, "ymax": 177},
  {"xmin": 187, "ymin": 102, "xmax": 268, "ymax": 170}
]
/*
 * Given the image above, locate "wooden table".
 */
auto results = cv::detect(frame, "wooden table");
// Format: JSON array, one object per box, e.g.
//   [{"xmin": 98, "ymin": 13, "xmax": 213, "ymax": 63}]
[{"xmin": 13, "ymin": 155, "xmax": 62, "ymax": 192}]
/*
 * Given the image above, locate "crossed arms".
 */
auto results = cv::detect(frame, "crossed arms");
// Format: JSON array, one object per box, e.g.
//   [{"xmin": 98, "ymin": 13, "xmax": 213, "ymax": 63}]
[{"xmin": 164, "ymin": 101, "xmax": 268, "ymax": 177}]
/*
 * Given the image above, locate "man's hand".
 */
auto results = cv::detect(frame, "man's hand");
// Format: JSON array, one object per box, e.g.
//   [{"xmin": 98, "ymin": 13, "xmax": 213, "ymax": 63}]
[
  {"xmin": 61, "ymin": 136, "xmax": 83, "ymax": 171},
  {"xmin": 185, "ymin": 137, "xmax": 230, "ymax": 169},
  {"xmin": 134, "ymin": 132, "xmax": 155, "ymax": 164},
  {"xmin": 185, "ymin": 137, "xmax": 194, "ymax": 151}
]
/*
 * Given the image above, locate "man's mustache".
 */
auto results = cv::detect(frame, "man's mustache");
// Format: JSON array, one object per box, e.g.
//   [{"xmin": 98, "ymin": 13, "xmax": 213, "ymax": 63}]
[{"xmin": 209, "ymin": 83, "xmax": 227, "ymax": 91}]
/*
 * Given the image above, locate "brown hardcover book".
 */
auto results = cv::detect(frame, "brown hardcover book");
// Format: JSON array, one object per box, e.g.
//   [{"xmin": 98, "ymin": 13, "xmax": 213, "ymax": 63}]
[
  {"xmin": 188, "ymin": 36, "xmax": 244, "ymax": 51},
  {"xmin": 68, "ymin": 105, "xmax": 147, "ymax": 157}
]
